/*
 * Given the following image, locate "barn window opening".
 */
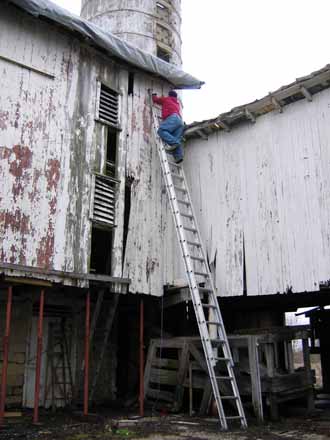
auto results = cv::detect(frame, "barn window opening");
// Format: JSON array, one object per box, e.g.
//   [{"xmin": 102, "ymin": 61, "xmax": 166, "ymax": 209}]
[
  {"xmin": 157, "ymin": 46, "xmax": 171, "ymax": 63},
  {"xmin": 122, "ymin": 177, "xmax": 133, "ymax": 264},
  {"xmin": 98, "ymin": 83, "xmax": 119, "ymax": 127},
  {"xmin": 128, "ymin": 72, "xmax": 135, "ymax": 95},
  {"xmin": 106, "ymin": 128, "xmax": 117, "ymax": 178},
  {"xmin": 90, "ymin": 226, "xmax": 113, "ymax": 275}
]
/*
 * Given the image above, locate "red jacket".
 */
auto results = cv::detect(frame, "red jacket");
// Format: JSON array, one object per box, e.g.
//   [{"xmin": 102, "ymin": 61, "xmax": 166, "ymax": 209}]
[{"xmin": 152, "ymin": 95, "xmax": 181, "ymax": 120}]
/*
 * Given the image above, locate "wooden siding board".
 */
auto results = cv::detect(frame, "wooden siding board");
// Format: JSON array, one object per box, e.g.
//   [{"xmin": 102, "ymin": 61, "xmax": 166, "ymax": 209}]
[{"xmin": 184, "ymin": 89, "xmax": 330, "ymax": 296}]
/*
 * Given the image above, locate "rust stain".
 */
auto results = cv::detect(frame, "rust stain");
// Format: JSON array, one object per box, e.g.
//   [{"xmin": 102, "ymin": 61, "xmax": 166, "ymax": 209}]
[
  {"xmin": 142, "ymin": 97, "xmax": 151, "ymax": 143},
  {"xmin": 45, "ymin": 158, "xmax": 60, "ymax": 191},
  {"xmin": 0, "ymin": 111, "xmax": 9, "ymax": 130},
  {"xmin": 36, "ymin": 220, "xmax": 54, "ymax": 269},
  {"xmin": 0, "ymin": 209, "xmax": 30, "ymax": 234},
  {"xmin": 28, "ymin": 169, "xmax": 42, "ymax": 202},
  {"xmin": 7, "ymin": 145, "xmax": 33, "ymax": 178},
  {"xmin": 14, "ymin": 102, "xmax": 21, "ymax": 129},
  {"xmin": 0, "ymin": 145, "xmax": 33, "ymax": 202},
  {"xmin": 131, "ymin": 109, "xmax": 138, "ymax": 132},
  {"xmin": 0, "ymin": 209, "xmax": 31, "ymax": 265},
  {"xmin": 49, "ymin": 197, "xmax": 57, "ymax": 215}
]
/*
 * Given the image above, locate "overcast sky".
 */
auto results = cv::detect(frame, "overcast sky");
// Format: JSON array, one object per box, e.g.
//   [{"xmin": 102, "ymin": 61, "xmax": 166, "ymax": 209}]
[{"xmin": 52, "ymin": 0, "xmax": 330, "ymax": 123}]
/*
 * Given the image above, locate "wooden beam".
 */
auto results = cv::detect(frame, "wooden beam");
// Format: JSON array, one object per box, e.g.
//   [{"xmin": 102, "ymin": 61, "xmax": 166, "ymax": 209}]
[
  {"xmin": 173, "ymin": 343, "xmax": 190, "ymax": 411},
  {"xmin": 270, "ymin": 96, "xmax": 283, "ymax": 113},
  {"xmin": 300, "ymin": 86, "xmax": 313, "ymax": 102},
  {"xmin": 245, "ymin": 108, "xmax": 256, "ymax": 123},
  {"xmin": 196, "ymin": 129, "xmax": 208, "ymax": 140},
  {"xmin": 163, "ymin": 288, "xmax": 190, "ymax": 308},
  {"xmin": 248, "ymin": 336, "xmax": 263, "ymax": 422},
  {"xmin": 216, "ymin": 119, "xmax": 231, "ymax": 132}
]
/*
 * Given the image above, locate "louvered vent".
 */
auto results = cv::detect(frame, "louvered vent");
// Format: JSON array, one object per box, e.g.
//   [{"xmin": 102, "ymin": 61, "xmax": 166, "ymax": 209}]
[
  {"xmin": 98, "ymin": 84, "xmax": 119, "ymax": 126},
  {"xmin": 92, "ymin": 175, "xmax": 116, "ymax": 227}
]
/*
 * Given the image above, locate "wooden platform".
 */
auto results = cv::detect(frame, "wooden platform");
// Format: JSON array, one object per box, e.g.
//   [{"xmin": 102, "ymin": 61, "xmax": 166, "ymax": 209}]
[{"xmin": 144, "ymin": 326, "xmax": 314, "ymax": 421}]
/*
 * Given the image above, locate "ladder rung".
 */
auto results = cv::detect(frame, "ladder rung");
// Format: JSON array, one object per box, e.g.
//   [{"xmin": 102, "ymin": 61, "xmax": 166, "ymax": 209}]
[
  {"xmin": 225, "ymin": 416, "xmax": 245, "ymax": 420},
  {"xmin": 221, "ymin": 396, "xmax": 238, "ymax": 400},
  {"xmin": 202, "ymin": 304, "xmax": 217, "ymax": 309},
  {"xmin": 172, "ymin": 173, "xmax": 184, "ymax": 180},
  {"xmin": 211, "ymin": 338, "xmax": 226, "ymax": 345},
  {"xmin": 184, "ymin": 227, "xmax": 198, "ymax": 233},
  {"xmin": 177, "ymin": 199, "xmax": 190, "ymax": 206},
  {"xmin": 214, "ymin": 357, "xmax": 231, "ymax": 362},
  {"xmin": 205, "ymin": 321, "xmax": 221, "ymax": 326},
  {"xmin": 215, "ymin": 376, "xmax": 233, "ymax": 380},
  {"xmin": 190, "ymin": 256, "xmax": 205, "ymax": 262},
  {"xmin": 180, "ymin": 213, "xmax": 193, "ymax": 219},
  {"xmin": 187, "ymin": 241, "xmax": 201, "ymax": 247},
  {"xmin": 174, "ymin": 185, "xmax": 187, "ymax": 192},
  {"xmin": 199, "ymin": 287, "xmax": 212, "ymax": 293},
  {"xmin": 195, "ymin": 271, "xmax": 208, "ymax": 276},
  {"xmin": 168, "ymin": 161, "xmax": 181, "ymax": 168}
]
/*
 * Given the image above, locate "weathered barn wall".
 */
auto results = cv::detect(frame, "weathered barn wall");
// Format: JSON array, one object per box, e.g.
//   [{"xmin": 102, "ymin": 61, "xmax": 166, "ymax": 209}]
[
  {"xmin": 0, "ymin": 4, "xmax": 182, "ymax": 295},
  {"xmin": 122, "ymin": 73, "xmax": 183, "ymax": 294},
  {"xmin": 0, "ymin": 5, "xmax": 90, "ymax": 275},
  {"xmin": 183, "ymin": 88, "xmax": 330, "ymax": 297}
]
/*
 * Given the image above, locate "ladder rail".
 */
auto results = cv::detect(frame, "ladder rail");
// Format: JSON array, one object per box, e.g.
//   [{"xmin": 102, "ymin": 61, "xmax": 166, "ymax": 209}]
[
  {"xmin": 150, "ymin": 101, "xmax": 247, "ymax": 429},
  {"xmin": 155, "ymin": 143, "xmax": 229, "ymax": 428}
]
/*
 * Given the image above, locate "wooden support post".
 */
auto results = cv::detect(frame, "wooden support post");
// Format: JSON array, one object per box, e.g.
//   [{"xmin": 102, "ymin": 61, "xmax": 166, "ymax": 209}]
[
  {"xmin": 302, "ymin": 338, "xmax": 315, "ymax": 413},
  {"xmin": 248, "ymin": 336, "xmax": 263, "ymax": 422},
  {"xmin": 0, "ymin": 286, "xmax": 13, "ymax": 426},
  {"xmin": 189, "ymin": 363, "xmax": 193, "ymax": 417},
  {"xmin": 173, "ymin": 343, "xmax": 189, "ymax": 411},
  {"xmin": 264, "ymin": 343, "xmax": 278, "ymax": 420},
  {"xmin": 33, "ymin": 289, "xmax": 45, "ymax": 424},
  {"xmin": 139, "ymin": 298, "xmax": 144, "ymax": 417},
  {"xmin": 144, "ymin": 341, "xmax": 156, "ymax": 398},
  {"xmin": 83, "ymin": 291, "xmax": 90, "ymax": 417}
]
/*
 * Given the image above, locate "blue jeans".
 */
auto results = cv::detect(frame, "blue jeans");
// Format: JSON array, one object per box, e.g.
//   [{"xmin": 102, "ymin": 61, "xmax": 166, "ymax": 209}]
[{"xmin": 158, "ymin": 114, "xmax": 184, "ymax": 160}]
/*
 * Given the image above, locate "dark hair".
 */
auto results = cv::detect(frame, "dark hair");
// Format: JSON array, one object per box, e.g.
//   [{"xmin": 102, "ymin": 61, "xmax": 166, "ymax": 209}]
[{"xmin": 168, "ymin": 90, "xmax": 177, "ymax": 98}]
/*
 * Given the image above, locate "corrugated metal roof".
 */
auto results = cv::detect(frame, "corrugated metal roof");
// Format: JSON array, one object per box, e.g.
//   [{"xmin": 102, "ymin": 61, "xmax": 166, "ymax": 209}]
[
  {"xmin": 7, "ymin": 0, "xmax": 204, "ymax": 90},
  {"xmin": 185, "ymin": 64, "xmax": 330, "ymax": 138}
]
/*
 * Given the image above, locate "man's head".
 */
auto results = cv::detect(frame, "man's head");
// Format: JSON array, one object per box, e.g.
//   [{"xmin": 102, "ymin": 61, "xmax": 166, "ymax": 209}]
[{"xmin": 168, "ymin": 90, "xmax": 177, "ymax": 98}]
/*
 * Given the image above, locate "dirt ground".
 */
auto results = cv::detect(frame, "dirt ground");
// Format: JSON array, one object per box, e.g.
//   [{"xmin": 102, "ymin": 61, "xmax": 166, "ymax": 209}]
[{"xmin": 0, "ymin": 409, "xmax": 329, "ymax": 440}]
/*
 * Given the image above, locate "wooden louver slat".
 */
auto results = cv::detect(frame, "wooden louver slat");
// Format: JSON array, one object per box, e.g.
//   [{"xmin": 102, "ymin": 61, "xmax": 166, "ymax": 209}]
[
  {"xmin": 99, "ymin": 84, "xmax": 119, "ymax": 126},
  {"xmin": 93, "ymin": 175, "xmax": 116, "ymax": 227}
]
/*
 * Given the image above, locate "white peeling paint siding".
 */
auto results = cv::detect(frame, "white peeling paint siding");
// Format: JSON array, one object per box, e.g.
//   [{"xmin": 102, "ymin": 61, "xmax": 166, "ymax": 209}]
[
  {"xmin": 184, "ymin": 89, "xmax": 330, "ymax": 297},
  {"xmin": 122, "ymin": 75, "xmax": 183, "ymax": 295},
  {"xmin": 0, "ymin": 4, "xmax": 182, "ymax": 295},
  {"xmin": 0, "ymin": 5, "xmax": 121, "ymax": 278}
]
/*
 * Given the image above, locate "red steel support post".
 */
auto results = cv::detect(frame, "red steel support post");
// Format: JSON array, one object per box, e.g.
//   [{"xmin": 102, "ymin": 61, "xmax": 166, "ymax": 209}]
[
  {"xmin": 139, "ymin": 298, "xmax": 144, "ymax": 417},
  {"xmin": 33, "ymin": 289, "xmax": 45, "ymax": 424},
  {"xmin": 0, "ymin": 286, "xmax": 13, "ymax": 426},
  {"xmin": 83, "ymin": 291, "xmax": 90, "ymax": 417}
]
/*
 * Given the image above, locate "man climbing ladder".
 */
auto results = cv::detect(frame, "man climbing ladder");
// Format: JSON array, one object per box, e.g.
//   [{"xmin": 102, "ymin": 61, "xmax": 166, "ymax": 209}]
[
  {"xmin": 150, "ymin": 92, "xmax": 247, "ymax": 430},
  {"xmin": 152, "ymin": 90, "xmax": 184, "ymax": 164}
]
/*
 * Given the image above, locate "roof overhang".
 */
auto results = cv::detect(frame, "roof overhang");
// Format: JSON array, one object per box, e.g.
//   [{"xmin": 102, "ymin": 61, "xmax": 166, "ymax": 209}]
[
  {"xmin": 185, "ymin": 64, "xmax": 330, "ymax": 139},
  {"xmin": 7, "ymin": 0, "xmax": 204, "ymax": 90}
]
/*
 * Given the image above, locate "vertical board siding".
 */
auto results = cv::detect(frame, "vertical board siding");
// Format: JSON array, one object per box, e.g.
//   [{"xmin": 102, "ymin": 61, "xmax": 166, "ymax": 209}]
[
  {"xmin": 184, "ymin": 89, "xmax": 330, "ymax": 296},
  {"xmin": 123, "ymin": 76, "xmax": 184, "ymax": 295}
]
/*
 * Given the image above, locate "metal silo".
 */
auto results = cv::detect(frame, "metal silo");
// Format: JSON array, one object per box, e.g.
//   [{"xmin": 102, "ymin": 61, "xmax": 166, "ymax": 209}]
[{"xmin": 81, "ymin": 0, "xmax": 182, "ymax": 66}]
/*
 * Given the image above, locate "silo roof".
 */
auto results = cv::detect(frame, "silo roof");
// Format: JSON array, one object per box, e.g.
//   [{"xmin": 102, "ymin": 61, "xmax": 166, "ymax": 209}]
[{"xmin": 7, "ymin": 0, "xmax": 204, "ymax": 90}]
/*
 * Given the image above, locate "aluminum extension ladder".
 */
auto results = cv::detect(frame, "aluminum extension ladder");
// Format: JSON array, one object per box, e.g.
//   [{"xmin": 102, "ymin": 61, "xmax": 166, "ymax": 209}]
[{"xmin": 151, "ymin": 102, "xmax": 247, "ymax": 430}]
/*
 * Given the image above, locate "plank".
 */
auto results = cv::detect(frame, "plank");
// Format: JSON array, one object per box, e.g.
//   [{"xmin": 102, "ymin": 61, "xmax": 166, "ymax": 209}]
[
  {"xmin": 173, "ymin": 343, "xmax": 190, "ymax": 411},
  {"xmin": 248, "ymin": 336, "xmax": 263, "ymax": 422}
]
